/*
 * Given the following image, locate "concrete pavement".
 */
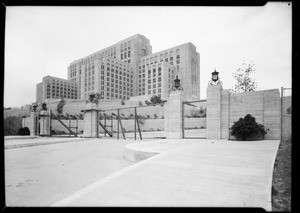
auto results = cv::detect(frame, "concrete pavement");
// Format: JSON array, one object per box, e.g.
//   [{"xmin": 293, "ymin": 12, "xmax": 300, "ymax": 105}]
[
  {"xmin": 4, "ymin": 136, "xmax": 95, "ymax": 149},
  {"xmin": 52, "ymin": 139, "xmax": 280, "ymax": 210},
  {"xmin": 5, "ymin": 138, "xmax": 144, "ymax": 206}
]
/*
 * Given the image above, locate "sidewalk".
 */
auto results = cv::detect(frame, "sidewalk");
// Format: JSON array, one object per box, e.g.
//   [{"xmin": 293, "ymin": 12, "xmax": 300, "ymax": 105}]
[
  {"xmin": 52, "ymin": 139, "xmax": 280, "ymax": 210},
  {"xmin": 4, "ymin": 136, "xmax": 94, "ymax": 149}
]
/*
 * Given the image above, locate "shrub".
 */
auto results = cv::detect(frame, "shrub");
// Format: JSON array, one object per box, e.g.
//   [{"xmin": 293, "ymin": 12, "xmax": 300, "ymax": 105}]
[
  {"xmin": 51, "ymin": 129, "xmax": 68, "ymax": 135},
  {"xmin": 286, "ymin": 106, "xmax": 292, "ymax": 114},
  {"xmin": 150, "ymin": 95, "xmax": 162, "ymax": 104},
  {"xmin": 17, "ymin": 127, "xmax": 30, "ymax": 135},
  {"xmin": 230, "ymin": 114, "xmax": 269, "ymax": 141},
  {"xmin": 41, "ymin": 102, "xmax": 47, "ymax": 111}
]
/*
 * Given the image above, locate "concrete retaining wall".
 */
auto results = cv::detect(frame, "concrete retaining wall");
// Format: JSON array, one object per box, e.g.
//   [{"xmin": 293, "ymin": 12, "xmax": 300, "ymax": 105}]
[{"xmin": 207, "ymin": 85, "xmax": 281, "ymax": 140}]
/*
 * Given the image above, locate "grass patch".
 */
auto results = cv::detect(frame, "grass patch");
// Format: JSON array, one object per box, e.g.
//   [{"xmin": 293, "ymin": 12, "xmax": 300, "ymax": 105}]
[{"xmin": 272, "ymin": 137, "xmax": 291, "ymax": 211}]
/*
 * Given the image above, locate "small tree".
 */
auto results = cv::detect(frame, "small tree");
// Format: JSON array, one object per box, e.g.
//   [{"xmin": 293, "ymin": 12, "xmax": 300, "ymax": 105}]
[
  {"xmin": 230, "ymin": 114, "xmax": 269, "ymax": 141},
  {"xmin": 56, "ymin": 98, "xmax": 66, "ymax": 117},
  {"xmin": 231, "ymin": 60, "xmax": 258, "ymax": 93}
]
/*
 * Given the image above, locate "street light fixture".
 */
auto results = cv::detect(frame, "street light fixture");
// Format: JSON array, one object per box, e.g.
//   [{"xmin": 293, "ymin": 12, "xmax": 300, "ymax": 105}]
[
  {"xmin": 211, "ymin": 69, "xmax": 219, "ymax": 82},
  {"xmin": 174, "ymin": 75, "xmax": 181, "ymax": 90},
  {"xmin": 208, "ymin": 68, "xmax": 222, "ymax": 86}
]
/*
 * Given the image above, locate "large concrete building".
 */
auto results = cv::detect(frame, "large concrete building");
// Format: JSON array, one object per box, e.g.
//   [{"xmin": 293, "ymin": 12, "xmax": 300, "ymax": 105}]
[
  {"xmin": 36, "ymin": 75, "xmax": 79, "ymax": 103},
  {"xmin": 68, "ymin": 34, "xmax": 152, "ymax": 99},
  {"xmin": 138, "ymin": 42, "xmax": 200, "ymax": 99},
  {"xmin": 36, "ymin": 34, "xmax": 200, "ymax": 102},
  {"xmin": 67, "ymin": 34, "xmax": 200, "ymax": 100}
]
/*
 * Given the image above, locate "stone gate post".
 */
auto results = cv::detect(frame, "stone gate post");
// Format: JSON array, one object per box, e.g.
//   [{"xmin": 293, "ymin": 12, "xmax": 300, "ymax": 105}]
[
  {"xmin": 29, "ymin": 111, "xmax": 39, "ymax": 136},
  {"xmin": 39, "ymin": 110, "xmax": 50, "ymax": 136},
  {"xmin": 83, "ymin": 102, "xmax": 99, "ymax": 138},
  {"xmin": 206, "ymin": 84, "xmax": 223, "ymax": 139},
  {"xmin": 164, "ymin": 90, "xmax": 184, "ymax": 139}
]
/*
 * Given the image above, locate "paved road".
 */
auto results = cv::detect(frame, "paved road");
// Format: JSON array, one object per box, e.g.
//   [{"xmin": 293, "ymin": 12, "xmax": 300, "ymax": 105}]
[
  {"xmin": 53, "ymin": 139, "xmax": 279, "ymax": 210},
  {"xmin": 4, "ymin": 137, "xmax": 150, "ymax": 206}
]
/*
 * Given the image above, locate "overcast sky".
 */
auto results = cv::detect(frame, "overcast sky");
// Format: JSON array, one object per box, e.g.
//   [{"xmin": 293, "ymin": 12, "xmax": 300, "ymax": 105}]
[{"xmin": 4, "ymin": 2, "xmax": 291, "ymax": 108}]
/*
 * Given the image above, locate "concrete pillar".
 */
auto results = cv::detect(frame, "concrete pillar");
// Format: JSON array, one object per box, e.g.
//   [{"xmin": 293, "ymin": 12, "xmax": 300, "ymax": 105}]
[
  {"xmin": 83, "ymin": 103, "xmax": 99, "ymax": 138},
  {"xmin": 206, "ymin": 84, "xmax": 223, "ymax": 139},
  {"xmin": 164, "ymin": 90, "xmax": 184, "ymax": 139},
  {"xmin": 39, "ymin": 110, "xmax": 50, "ymax": 136},
  {"xmin": 29, "ymin": 111, "xmax": 39, "ymax": 136}
]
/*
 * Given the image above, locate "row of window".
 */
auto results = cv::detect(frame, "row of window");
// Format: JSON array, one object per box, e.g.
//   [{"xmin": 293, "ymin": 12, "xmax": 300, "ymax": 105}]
[
  {"xmin": 46, "ymin": 94, "xmax": 76, "ymax": 99},
  {"xmin": 140, "ymin": 49, "xmax": 180, "ymax": 63}
]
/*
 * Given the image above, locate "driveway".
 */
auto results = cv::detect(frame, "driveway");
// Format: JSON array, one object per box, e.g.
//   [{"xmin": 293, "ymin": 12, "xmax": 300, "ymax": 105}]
[{"xmin": 5, "ymin": 138, "xmax": 145, "ymax": 206}]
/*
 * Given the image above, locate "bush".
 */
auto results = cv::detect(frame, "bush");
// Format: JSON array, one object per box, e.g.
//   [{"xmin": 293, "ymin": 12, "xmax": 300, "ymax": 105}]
[
  {"xmin": 150, "ymin": 95, "xmax": 162, "ymax": 104},
  {"xmin": 17, "ymin": 127, "xmax": 30, "ymax": 135},
  {"xmin": 230, "ymin": 114, "xmax": 269, "ymax": 141},
  {"xmin": 286, "ymin": 106, "xmax": 291, "ymax": 114}
]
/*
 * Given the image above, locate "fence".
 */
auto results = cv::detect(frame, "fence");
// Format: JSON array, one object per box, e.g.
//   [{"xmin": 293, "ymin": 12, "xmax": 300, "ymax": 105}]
[
  {"xmin": 99, "ymin": 102, "xmax": 166, "ymax": 140},
  {"xmin": 182, "ymin": 100, "xmax": 207, "ymax": 139}
]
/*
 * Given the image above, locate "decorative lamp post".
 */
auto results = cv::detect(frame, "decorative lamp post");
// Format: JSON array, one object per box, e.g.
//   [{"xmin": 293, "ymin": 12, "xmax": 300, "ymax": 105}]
[
  {"xmin": 208, "ymin": 68, "xmax": 222, "ymax": 85},
  {"xmin": 32, "ymin": 103, "xmax": 37, "ymax": 112},
  {"xmin": 172, "ymin": 75, "xmax": 183, "ymax": 91},
  {"xmin": 211, "ymin": 69, "xmax": 219, "ymax": 82},
  {"xmin": 174, "ymin": 76, "xmax": 181, "ymax": 90}
]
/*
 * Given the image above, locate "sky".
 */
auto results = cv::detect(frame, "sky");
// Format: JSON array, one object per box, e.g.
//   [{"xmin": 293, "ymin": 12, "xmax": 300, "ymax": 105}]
[{"xmin": 4, "ymin": 2, "xmax": 292, "ymax": 108}]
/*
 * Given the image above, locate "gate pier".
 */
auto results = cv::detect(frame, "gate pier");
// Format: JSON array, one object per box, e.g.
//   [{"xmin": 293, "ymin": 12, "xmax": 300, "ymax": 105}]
[{"xmin": 83, "ymin": 103, "xmax": 100, "ymax": 138}]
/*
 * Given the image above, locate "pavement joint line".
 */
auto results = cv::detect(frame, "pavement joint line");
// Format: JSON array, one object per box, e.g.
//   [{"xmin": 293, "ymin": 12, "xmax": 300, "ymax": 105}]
[{"xmin": 51, "ymin": 141, "xmax": 191, "ymax": 207}]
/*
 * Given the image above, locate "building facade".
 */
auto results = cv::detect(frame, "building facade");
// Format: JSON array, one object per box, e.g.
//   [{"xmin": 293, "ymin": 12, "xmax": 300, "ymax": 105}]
[
  {"xmin": 36, "ymin": 75, "xmax": 79, "ymax": 103},
  {"xmin": 68, "ymin": 34, "xmax": 152, "ymax": 99},
  {"xmin": 138, "ymin": 62, "xmax": 176, "ymax": 99},
  {"xmin": 76, "ymin": 56, "xmax": 135, "ymax": 100},
  {"xmin": 36, "ymin": 34, "xmax": 200, "ymax": 102},
  {"xmin": 138, "ymin": 42, "xmax": 200, "ymax": 99},
  {"xmin": 67, "ymin": 34, "xmax": 200, "ymax": 100}
]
